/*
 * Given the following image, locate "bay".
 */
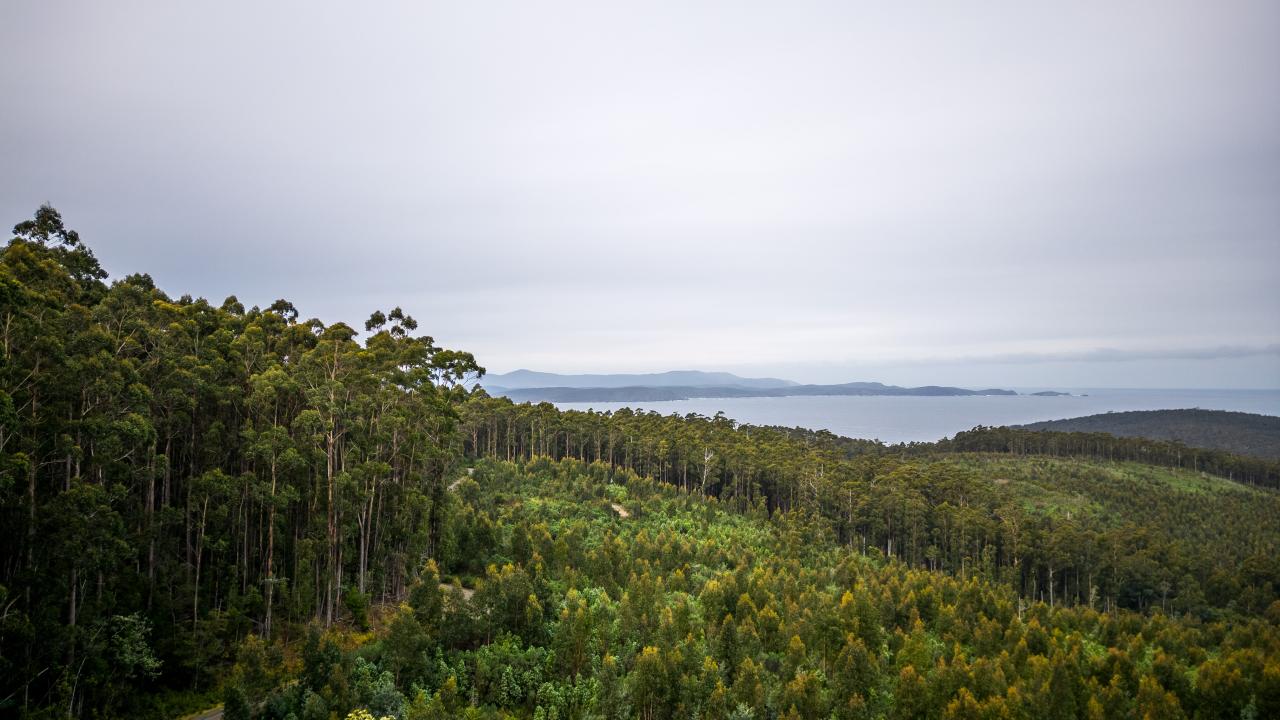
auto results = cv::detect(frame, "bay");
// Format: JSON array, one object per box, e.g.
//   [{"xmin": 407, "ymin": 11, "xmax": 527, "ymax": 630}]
[{"xmin": 554, "ymin": 388, "xmax": 1280, "ymax": 444}]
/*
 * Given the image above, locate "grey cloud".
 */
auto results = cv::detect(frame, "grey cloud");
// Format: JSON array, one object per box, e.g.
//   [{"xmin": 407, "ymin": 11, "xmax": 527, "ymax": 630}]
[{"xmin": 1, "ymin": 1, "xmax": 1277, "ymax": 388}]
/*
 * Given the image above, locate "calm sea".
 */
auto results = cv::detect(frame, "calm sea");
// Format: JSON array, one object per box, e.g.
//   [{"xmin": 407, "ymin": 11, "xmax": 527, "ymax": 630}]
[{"xmin": 554, "ymin": 388, "xmax": 1280, "ymax": 444}]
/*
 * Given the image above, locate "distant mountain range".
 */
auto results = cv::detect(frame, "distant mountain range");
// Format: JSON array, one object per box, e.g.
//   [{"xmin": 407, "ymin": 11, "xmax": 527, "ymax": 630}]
[
  {"xmin": 482, "ymin": 371, "xmax": 1022, "ymax": 403},
  {"xmin": 483, "ymin": 369, "xmax": 796, "ymax": 390},
  {"xmin": 1017, "ymin": 409, "xmax": 1280, "ymax": 460}
]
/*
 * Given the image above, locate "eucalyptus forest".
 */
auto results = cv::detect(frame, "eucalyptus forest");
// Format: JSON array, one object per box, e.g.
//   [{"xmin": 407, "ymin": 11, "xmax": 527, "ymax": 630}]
[{"xmin": 2, "ymin": 206, "xmax": 1279, "ymax": 719}]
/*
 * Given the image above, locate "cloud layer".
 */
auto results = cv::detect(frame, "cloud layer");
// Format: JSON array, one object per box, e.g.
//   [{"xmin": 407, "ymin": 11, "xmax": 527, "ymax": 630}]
[{"xmin": 2, "ymin": 1, "xmax": 1277, "ymax": 387}]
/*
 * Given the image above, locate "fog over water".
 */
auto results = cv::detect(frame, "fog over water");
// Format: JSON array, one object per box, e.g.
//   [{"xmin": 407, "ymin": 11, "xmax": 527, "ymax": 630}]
[{"xmin": 557, "ymin": 388, "xmax": 1280, "ymax": 444}]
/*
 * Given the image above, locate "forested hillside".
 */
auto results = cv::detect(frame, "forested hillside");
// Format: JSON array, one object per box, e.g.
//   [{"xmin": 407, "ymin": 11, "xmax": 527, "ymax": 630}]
[
  {"xmin": 935, "ymin": 426, "xmax": 1280, "ymax": 488},
  {"xmin": 222, "ymin": 458, "xmax": 1280, "ymax": 720},
  {"xmin": 457, "ymin": 401, "xmax": 1280, "ymax": 616},
  {"xmin": 1017, "ymin": 409, "xmax": 1280, "ymax": 460},
  {"xmin": 0, "ymin": 207, "xmax": 482, "ymax": 715},
  {"xmin": 2, "ymin": 207, "xmax": 1279, "ymax": 719}
]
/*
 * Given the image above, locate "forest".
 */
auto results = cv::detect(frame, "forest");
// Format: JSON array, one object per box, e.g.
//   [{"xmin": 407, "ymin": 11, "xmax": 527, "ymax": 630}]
[
  {"xmin": 2, "ymin": 206, "xmax": 1278, "ymax": 719},
  {"xmin": 1016, "ymin": 410, "xmax": 1280, "ymax": 461}
]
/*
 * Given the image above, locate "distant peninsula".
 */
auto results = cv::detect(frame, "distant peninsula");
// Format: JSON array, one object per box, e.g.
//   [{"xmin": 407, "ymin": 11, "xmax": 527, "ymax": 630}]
[
  {"xmin": 483, "ymin": 369, "xmax": 797, "ymax": 390},
  {"xmin": 482, "ymin": 371, "xmax": 1027, "ymax": 403}
]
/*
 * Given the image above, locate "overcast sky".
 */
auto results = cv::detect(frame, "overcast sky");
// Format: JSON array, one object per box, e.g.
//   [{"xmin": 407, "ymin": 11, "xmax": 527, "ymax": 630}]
[{"xmin": 3, "ymin": 1, "xmax": 1277, "ymax": 388}]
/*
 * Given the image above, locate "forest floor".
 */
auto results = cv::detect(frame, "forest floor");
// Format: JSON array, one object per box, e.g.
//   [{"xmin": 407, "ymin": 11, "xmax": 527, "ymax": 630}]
[
  {"xmin": 447, "ymin": 467, "xmax": 475, "ymax": 492},
  {"xmin": 441, "ymin": 582, "xmax": 476, "ymax": 600},
  {"xmin": 181, "ymin": 704, "xmax": 222, "ymax": 720}
]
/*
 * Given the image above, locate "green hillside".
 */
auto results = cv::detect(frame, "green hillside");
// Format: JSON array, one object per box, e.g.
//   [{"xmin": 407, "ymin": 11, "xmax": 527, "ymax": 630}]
[
  {"xmin": 1017, "ymin": 409, "xmax": 1280, "ymax": 460},
  {"xmin": 947, "ymin": 455, "xmax": 1280, "ymax": 610},
  {"xmin": 221, "ymin": 457, "xmax": 1280, "ymax": 719}
]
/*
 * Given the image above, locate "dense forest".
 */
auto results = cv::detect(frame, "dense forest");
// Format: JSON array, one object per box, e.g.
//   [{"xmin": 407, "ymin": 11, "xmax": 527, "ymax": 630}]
[
  {"xmin": 935, "ymin": 426, "xmax": 1280, "ymax": 488},
  {"xmin": 760, "ymin": 424, "xmax": 1280, "ymax": 490},
  {"xmin": 0, "ymin": 206, "xmax": 481, "ymax": 716},
  {"xmin": 455, "ymin": 403, "xmax": 1280, "ymax": 614},
  {"xmin": 1016, "ymin": 409, "xmax": 1280, "ymax": 461},
  {"xmin": 2, "ymin": 207, "xmax": 1279, "ymax": 719}
]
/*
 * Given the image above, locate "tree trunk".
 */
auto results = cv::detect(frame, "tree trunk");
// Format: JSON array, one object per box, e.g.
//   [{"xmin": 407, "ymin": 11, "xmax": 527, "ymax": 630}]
[
  {"xmin": 193, "ymin": 495, "xmax": 209, "ymax": 632},
  {"xmin": 326, "ymin": 428, "xmax": 337, "ymax": 625},
  {"xmin": 264, "ymin": 457, "xmax": 278, "ymax": 640}
]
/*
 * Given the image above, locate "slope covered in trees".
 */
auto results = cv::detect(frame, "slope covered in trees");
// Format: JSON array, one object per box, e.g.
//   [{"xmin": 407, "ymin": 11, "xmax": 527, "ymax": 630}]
[
  {"xmin": 1016, "ymin": 409, "xmax": 1280, "ymax": 460},
  {"xmin": 934, "ymin": 426, "xmax": 1280, "ymax": 488},
  {"xmin": 3, "ymin": 206, "xmax": 1279, "ymax": 718},
  {"xmin": 225, "ymin": 457, "xmax": 1280, "ymax": 720},
  {"xmin": 457, "ymin": 401, "xmax": 1280, "ymax": 617}
]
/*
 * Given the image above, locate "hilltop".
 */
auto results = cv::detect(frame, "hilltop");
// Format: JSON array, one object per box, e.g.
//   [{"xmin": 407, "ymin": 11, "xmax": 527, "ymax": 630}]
[{"xmin": 1017, "ymin": 408, "xmax": 1280, "ymax": 460}]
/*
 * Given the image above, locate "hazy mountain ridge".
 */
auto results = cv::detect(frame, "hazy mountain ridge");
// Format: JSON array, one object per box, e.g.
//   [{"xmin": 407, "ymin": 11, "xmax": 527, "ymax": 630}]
[
  {"xmin": 488, "ymin": 380, "xmax": 1020, "ymax": 403},
  {"xmin": 1016, "ymin": 408, "xmax": 1280, "ymax": 460},
  {"xmin": 484, "ymin": 369, "xmax": 797, "ymax": 390}
]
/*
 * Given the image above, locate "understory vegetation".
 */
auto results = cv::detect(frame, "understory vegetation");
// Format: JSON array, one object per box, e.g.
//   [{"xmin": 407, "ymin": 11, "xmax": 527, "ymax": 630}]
[{"xmin": 2, "ymin": 207, "xmax": 1278, "ymax": 719}]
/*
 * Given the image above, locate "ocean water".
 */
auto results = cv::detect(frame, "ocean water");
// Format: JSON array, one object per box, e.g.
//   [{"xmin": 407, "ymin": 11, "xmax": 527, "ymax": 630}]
[{"xmin": 555, "ymin": 388, "xmax": 1280, "ymax": 445}]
